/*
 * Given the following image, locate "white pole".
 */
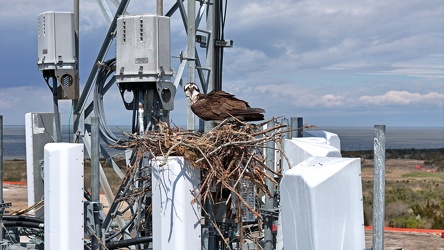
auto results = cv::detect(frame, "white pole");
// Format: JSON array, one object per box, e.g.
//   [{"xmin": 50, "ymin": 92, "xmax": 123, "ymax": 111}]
[
  {"xmin": 44, "ymin": 143, "xmax": 84, "ymax": 250},
  {"xmin": 152, "ymin": 157, "xmax": 201, "ymax": 249}
]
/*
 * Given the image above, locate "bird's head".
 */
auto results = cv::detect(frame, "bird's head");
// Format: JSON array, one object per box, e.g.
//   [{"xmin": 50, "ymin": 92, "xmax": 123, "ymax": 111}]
[{"xmin": 184, "ymin": 82, "xmax": 200, "ymax": 103}]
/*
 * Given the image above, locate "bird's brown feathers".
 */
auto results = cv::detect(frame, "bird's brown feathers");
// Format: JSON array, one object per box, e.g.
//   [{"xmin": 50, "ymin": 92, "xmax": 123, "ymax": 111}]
[{"xmin": 190, "ymin": 90, "xmax": 265, "ymax": 121}]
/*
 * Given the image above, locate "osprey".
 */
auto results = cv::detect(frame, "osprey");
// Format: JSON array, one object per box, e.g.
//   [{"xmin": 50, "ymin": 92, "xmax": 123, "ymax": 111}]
[{"xmin": 184, "ymin": 82, "xmax": 265, "ymax": 121}]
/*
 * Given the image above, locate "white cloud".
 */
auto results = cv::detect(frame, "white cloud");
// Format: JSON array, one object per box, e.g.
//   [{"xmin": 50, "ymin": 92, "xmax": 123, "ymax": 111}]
[
  {"xmin": 0, "ymin": 1, "xmax": 71, "ymax": 20},
  {"xmin": 0, "ymin": 86, "xmax": 73, "ymax": 124},
  {"xmin": 373, "ymin": 54, "xmax": 444, "ymax": 78},
  {"xmin": 317, "ymin": 94, "xmax": 346, "ymax": 107},
  {"xmin": 0, "ymin": 0, "xmax": 160, "ymax": 35},
  {"xmin": 0, "ymin": 0, "xmax": 106, "ymax": 35},
  {"xmin": 248, "ymin": 84, "xmax": 444, "ymax": 112},
  {"xmin": 226, "ymin": 0, "xmax": 442, "ymax": 74},
  {"xmin": 223, "ymin": 47, "xmax": 269, "ymax": 76},
  {"xmin": 359, "ymin": 91, "xmax": 444, "ymax": 106},
  {"xmin": 251, "ymin": 84, "xmax": 355, "ymax": 109},
  {"xmin": 0, "ymin": 0, "xmax": 443, "ymax": 127}
]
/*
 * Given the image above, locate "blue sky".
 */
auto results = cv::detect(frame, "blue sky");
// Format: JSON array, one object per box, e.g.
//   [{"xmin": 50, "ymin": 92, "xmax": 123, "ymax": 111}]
[{"xmin": 0, "ymin": 0, "xmax": 443, "ymax": 127}]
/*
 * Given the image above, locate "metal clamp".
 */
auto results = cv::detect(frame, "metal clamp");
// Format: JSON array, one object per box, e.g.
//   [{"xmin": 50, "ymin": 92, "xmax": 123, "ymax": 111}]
[
  {"xmin": 260, "ymin": 208, "xmax": 279, "ymax": 220},
  {"xmin": 0, "ymin": 202, "xmax": 12, "ymax": 209}
]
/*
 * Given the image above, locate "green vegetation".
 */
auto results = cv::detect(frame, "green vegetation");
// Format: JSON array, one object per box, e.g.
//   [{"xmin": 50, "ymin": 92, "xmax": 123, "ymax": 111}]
[
  {"xmin": 362, "ymin": 181, "xmax": 444, "ymax": 229},
  {"xmin": 402, "ymin": 172, "xmax": 444, "ymax": 180},
  {"xmin": 2, "ymin": 159, "xmax": 27, "ymax": 182},
  {"xmin": 83, "ymin": 158, "xmax": 126, "ymax": 193},
  {"xmin": 343, "ymin": 148, "xmax": 444, "ymax": 172},
  {"xmin": 349, "ymin": 148, "xmax": 444, "ymax": 229}
]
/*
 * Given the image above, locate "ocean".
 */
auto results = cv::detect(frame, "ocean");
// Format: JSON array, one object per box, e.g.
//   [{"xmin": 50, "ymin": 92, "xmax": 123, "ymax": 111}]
[{"xmin": 1, "ymin": 125, "xmax": 443, "ymax": 160}]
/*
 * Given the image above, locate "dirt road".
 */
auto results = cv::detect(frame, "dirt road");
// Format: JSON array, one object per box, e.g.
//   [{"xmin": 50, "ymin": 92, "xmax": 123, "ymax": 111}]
[{"xmin": 365, "ymin": 228, "xmax": 443, "ymax": 250}]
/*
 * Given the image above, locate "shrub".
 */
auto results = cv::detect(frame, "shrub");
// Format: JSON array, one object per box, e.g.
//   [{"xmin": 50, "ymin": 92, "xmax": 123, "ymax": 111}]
[
  {"xmin": 388, "ymin": 216, "xmax": 426, "ymax": 228},
  {"xmin": 385, "ymin": 200, "xmax": 409, "ymax": 221},
  {"xmin": 412, "ymin": 200, "xmax": 444, "ymax": 229}
]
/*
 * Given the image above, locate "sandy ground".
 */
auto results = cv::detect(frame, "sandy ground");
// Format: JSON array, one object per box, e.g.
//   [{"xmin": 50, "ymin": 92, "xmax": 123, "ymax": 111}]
[
  {"xmin": 2, "ymin": 182, "xmax": 116, "ymax": 217},
  {"xmin": 2, "ymin": 183, "xmax": 28, "ymax": 213},
  {"xmin": 361, "ymin": 158, "xmax": 433, "ymax": 181},
  {"xmin": 365, "ymin": 229, "xmax": 444, "ymax": 250}
]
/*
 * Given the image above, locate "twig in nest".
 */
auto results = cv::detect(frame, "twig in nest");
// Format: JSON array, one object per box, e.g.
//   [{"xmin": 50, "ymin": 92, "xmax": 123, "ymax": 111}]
[{"xmin": 117, "ymin": 118, "xmax": 289, "ymax": 240}]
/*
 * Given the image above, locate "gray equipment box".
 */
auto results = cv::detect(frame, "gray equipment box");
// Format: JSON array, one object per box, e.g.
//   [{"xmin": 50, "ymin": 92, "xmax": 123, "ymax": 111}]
[
  {"xmin": 37, "ymin": 11, "xmax": 76, "ymax": 71},
  {"xmin": 37, "ymin": 11, "xmax": 78, "ymax": 99},
  {"xmin": 116, "ymin": 14, "xmax": 173, "ymax": 83}
]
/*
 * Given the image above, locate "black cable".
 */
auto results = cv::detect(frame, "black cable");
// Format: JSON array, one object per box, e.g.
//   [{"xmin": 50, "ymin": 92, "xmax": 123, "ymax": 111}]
[
  {"xmin": 3, "ymin": 218, "xmax": 45, "ymax": 241},
  {"xmin": 3, "ymin": 216, "xmax": 44, "ymax": 224},
  {"xmin": 102, "ymin": 152, "xmax": 139, "ymax": 230},
  {"xmin": 3, "ymin": 221, "xmax": 44, "ymax": 229},
  {"xmin": 106, "ymin": 236, "xmax": 152, "ymax": 249},
  {"xmin": 105, "ymin": 211, "xmax": 137, "ymax": 242},
  {"xmin": 220, "ymin": 0, "xmax": 228, "ymax": 87},
  {"xmin": 132, "ymin": 90, "xmax": 140, "ymax": 134},
  {"xmin": 131, "ymin": 95, "xmax": 138, "ymax": 134},
  {"xmin": 52, "ymin": 76, "xmax": 63, "ymax": 142}
]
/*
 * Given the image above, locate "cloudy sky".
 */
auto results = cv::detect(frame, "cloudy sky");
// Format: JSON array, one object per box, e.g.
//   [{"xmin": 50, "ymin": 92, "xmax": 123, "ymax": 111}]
[{"xmin": 0, "ymin": 0, "xmax": 443, "ymax": 127}]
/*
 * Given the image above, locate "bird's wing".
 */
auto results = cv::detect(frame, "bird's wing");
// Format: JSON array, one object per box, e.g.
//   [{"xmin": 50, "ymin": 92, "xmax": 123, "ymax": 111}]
[
  {"xmin": 190, "ymin": 93, "xmax": 221, "ymax": 120},
  {"xmin": 209, "ymin": 91, "xmax": 250, "ymax": 112},
  {"xmin": 210, "ymin": 91, "xmax": 252, "ymax": 107},
  {"xmin": 191, "ymin": 91, "xmax": 264, "ymax": 121}
]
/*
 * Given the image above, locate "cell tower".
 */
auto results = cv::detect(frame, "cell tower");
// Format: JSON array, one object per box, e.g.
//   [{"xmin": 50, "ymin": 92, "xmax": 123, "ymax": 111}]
[
  {"xmin": 0, "ymin": 2, "xmax": 377, "ymax": 248},
  {"xmin": 32, "ymin": 0, "xmax": 234, "ymax": 249}
]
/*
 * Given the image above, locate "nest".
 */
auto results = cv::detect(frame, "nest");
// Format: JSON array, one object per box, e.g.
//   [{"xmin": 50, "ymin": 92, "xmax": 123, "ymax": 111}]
[{"xmin": 113, "ymin": 118, "xmax": 290, "ymax": 243}]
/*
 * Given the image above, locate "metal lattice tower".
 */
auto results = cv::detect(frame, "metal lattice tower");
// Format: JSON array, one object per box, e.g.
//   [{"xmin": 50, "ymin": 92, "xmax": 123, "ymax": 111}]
[{"xmin": 70, "ymin": 0, "xmax": 230, "ymax": 249}]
